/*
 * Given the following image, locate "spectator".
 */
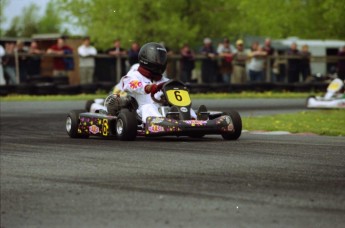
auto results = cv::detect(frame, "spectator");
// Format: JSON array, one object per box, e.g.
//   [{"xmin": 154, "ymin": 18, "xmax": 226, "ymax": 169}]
[
  {"xmin": 16, "ymin": 40, "xmax": 28, "ymax": 83},
  {"xmin": 217, "ymin": 38, "xmax": 233, "ymax": 83},
  {"xmin": 106, "ymin": 39, "xmax": 127, "ymax": 80},
  {"xmin": 200, "ymin": 37, "xmax": 218, "ymax": 83},
  {"xmin": 300, "ymin": 44, "xmax": 311, "ymax": 82},
  {"xmin": 27, "ymin": 41, "xmax": 43, "ymax": 79},
  {"xmin": 78, "ymin": 36, "xmax": 97, "ymax": 84},
  {"xmin": 179, "ymin": 43, "xmax": 195, "ymax": 83},
  {"xmin": 263, "ymin": 38, "xmax": 275, "ymax": 81},
  {"xmin": 127, "ymin": 42, "xmax": 140, "ymax": 67},
  {"xmin": 160, "ymin": 41, "xmax": 175, "ymax": 79},
  {"xmin": 0, "ymin": 44, "xmax": 5, "ymax": 85},
  {"xmin": 47, "ymin": 37, "xmax": 74, "ymax": 77},
  {"xmin": 248, "ymin": 42, "xmax": 267, "ymax": 82},
  {"xmin": 337, "ymin": 46, "xmax": 345, "ymax": 80},
  {"xmin": 286, "ymin": 42, "xmax": 300, "ymax": 83},
  {"xmin": 232, "ymin": 39, "xmax": 247, "ymax": 84},
  {"xmin": 3, "ymin": 42, "xmax": 17, "ymax": 85}
]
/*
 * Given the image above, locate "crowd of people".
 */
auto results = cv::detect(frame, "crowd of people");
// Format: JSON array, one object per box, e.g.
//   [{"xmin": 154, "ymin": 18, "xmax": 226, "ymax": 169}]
[{"xmin": 0, "ymin": 36, "xmax": 345, "ymax": 86}]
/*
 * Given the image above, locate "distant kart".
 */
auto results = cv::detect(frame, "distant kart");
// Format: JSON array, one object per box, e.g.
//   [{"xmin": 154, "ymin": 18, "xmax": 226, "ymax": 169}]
[
  {"xmin": 66, "ymin": 80, "xmax": 242, "ymax": 141},
  {"xmin": 306, "ymin": 78, "xmax": 345, "ymax": 109}
]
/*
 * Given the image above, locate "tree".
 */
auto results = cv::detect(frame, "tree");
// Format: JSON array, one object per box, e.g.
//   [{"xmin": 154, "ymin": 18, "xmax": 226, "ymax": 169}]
[
  {"xmin": 0, "ymin": 0, "xmax": 9, "ymax": 36},
  {"xmin": 38, "ymin": 0, "xmax": 64, "ymax": 34},
  {"xmin": 3, "ymin": 1, "xmax": 64, "ymax": 37},
  {"xmin": 56, "ymin": 0, "xmax": 239, "ymax": 50}
]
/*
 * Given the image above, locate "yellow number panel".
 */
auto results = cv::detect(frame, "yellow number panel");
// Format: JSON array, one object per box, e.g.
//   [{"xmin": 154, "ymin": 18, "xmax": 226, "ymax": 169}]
[{"xmin": 166, "ymin": 90, "xmax": 191, "ymax": 107}]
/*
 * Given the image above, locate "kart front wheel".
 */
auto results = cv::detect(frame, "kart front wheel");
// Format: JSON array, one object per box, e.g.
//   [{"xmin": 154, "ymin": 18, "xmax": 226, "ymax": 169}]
[
  {"xmin": 116, "ymin": 109, "xmax": 137, "ymax": 141},
  {"xmin": 85, "ymin": 99, "xmax": 94, "ymax": 112},
  {"xmin": 66, "ymin": 110, "xmax": 89, "ymax": 138},
  {"xmin": 221, "ymin": 111, "xmax": 242, "ymax": 140}
]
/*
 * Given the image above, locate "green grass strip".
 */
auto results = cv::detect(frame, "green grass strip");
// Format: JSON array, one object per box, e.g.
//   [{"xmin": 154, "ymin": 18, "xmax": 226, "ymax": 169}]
[
  {"xmin": 0, "ymin": 92, "xmax": 319, "ymax": 102},
  {"xmin": 243, "ymin": 110, "xmax": 345, "ymax": 136}
]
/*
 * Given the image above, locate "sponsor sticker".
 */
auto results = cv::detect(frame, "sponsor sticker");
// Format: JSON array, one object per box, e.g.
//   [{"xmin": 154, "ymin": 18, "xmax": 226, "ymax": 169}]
[
  {"xmin": 151, "ymin": 117, "xmax": 164, "ymax": 124},
  {"xmin": 129, "ymin": 80, "xmax": 143, "ymax": 89},
  {"xmin": 180, "ymin": 107, "xmax": 188, "ymax": 112},
  {"xmin": 89, "ymin": 125, "xmax": 100, "ymax": 134},
  {"xmin": 184, "ymin": 120, "xmax": 207, "ymax": 126},
  {"xmin": 148, "ymin": 125, "xmax": 165, "ymax": 133}
]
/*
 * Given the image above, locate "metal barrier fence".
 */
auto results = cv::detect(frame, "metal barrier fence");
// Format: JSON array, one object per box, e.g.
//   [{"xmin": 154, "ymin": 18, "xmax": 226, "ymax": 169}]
[
  {"xmin": 2, "ymin": 52, "xmax": 345, "ymax": 84},
  {"xmin": 1, "ymin": 53, "xmax": 344, "ymax": 95}
]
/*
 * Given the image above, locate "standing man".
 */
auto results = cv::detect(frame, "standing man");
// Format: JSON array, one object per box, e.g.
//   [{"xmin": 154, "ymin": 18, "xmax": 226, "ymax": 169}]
[
  {"xmin": 78, "ymin": 36, "xmax": 97, "ymax": 84},
  {"xmin": 200, "ymin": 38, "xmax": 218, "ymax": 83},
  {"xmin": 106, "ymin": 39, "xmax": 127, "ymax": 81},
  {"xmin": 127, "ymin": 42, "xmax": 140, "ymax": 67},
  {"xmin": 337, "ymin": 46, "xmax": 345, "ymax": 80},
  {"xmin": 47, "ymin": 37, "xmax": 74, "ymax": 77},
  {"xmin": 27, "ymin": 41, "xmax": 43, "ymax": 79},
  {"xmin": 286, "ymin": 42, "xmax": 300, "ymax": 83},
  {"xmin": 217, "ymin": 38, "xmax": 233, "ymax": 83},
  {"xmin": 300, "ymin": 44, "xmax": 311, "ymax": 82},
  {"xmin": 263, "ymin": 38, "xmax": 275, "ymax": 81},
  {"xmin": 232, "ymin": 39, "xmax": 248, "ymax": 84}
]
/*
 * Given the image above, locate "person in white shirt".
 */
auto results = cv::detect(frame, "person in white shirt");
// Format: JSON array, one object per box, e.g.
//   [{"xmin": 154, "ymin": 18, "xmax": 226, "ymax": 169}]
[
  {"xmin": 0, "ymin": 44, "xmax": 5, "ymax": 85},
  {"xmin": 78, "ymin": 37, "xmax": 97, "ymax": 84}
]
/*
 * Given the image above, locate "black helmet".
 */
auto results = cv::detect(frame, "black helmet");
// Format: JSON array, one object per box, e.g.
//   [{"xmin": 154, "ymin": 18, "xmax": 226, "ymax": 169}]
[{"xmin": 139, "ymin": 42, "xmax": 167, "ymax": 75}]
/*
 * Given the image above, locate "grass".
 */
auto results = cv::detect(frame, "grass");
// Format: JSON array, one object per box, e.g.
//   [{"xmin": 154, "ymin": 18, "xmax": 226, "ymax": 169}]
[
  {"xmin": 0, "ymin": 91, "xmax": 319, "ymax": 102},
  {"xmin": 243, "ymin": 110, "xmax": 345, "ymax": 136}
]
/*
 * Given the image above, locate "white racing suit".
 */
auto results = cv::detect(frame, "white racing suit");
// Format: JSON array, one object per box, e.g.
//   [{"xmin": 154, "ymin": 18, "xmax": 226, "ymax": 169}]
[{"xmin": 119, "ymin": 66, "xmax": 196, "ymax": 122}]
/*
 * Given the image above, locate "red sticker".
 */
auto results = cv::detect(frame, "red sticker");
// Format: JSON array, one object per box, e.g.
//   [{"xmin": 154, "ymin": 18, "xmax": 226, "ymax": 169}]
[{"xmin": 129, "ymin": 80, "xmax": 142, "ymax": 89}]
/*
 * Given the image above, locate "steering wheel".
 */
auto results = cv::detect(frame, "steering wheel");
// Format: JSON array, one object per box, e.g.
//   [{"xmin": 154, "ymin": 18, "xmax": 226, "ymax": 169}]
[{"xmin": 151, "ymin": 88, "xmax": 167, "ymax": 104}]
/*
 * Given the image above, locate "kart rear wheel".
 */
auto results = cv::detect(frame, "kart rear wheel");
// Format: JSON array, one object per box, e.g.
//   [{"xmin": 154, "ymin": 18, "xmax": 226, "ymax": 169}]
[
  {"xmin": 85, "ymin": 99, "xmax": 94, "ymax": 112},
  {"xmin": 221, "ymin": 111, "xmax": 242, "ymax": 140},
  {"xmin": 116, "ymin": 109, "xmax": 137, "ymax": 141},
  {"xmin": 66, "ymin": 110, "xmax": 89, "ymax": 138}
]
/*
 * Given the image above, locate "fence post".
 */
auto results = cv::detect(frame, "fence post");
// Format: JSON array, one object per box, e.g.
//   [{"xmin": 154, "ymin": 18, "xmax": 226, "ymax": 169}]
[
  {"xmin": 116, "ymin": 55, "xmax": 121, "ymax": 83},
  {"xmin": 14, "ymin": 50, "xmax": 20, "ymax": 84}
]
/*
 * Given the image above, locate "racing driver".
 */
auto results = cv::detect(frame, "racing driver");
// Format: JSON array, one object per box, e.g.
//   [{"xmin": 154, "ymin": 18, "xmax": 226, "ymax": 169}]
[{"xmin": 118, "ymin": 42, "xmax": 196, "ymax": 122}]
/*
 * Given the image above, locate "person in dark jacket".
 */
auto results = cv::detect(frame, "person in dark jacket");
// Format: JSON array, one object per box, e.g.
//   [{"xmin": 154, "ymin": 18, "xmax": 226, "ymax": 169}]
[
  {"xmin": 200, "ymin": 38, "xmax": 218, "ymax": 83},
  {"xmin": 128, "ymin": 42, "xmax": 140, "ymax": 67},
  {"xmin": 338, "ymin": 46, "xmax": 345, "ymax": 80},
  {"xmin": 286, "ymin": 42, "xmax": 300, "ymax": 83},
  {"xmin": 179, "ymin": 43, "xmax": 195, "ymax": 83},
  {"xmin": 300, "ymin": 44, "xmax": 311, "ymax": 82}
]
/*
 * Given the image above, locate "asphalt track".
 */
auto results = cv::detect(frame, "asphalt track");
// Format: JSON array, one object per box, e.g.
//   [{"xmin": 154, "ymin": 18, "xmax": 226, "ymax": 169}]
[{"xmin": 1, "ymin": 99, "xmax": 345, "ymax": 228}]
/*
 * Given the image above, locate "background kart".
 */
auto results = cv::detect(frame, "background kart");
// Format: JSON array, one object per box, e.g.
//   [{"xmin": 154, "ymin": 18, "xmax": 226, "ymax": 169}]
[
  {"xmin": 67, "ymin": 80, "xmax": 242, "ymax": 141},
  {"xmin": 306, "ymin": 78, "xmax": 345, "ymax": 109}
]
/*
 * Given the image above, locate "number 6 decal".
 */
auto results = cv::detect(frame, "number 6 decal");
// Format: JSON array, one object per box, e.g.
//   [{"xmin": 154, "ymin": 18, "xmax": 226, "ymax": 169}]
[{"xmin": 174, "ymin": 91, "xmax": 183, "ymax": 101}]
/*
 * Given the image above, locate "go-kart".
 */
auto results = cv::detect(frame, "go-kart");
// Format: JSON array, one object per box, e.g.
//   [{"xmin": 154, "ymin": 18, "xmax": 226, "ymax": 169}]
[
  {"xmin": 66, "ymin": 80, "xmax": 242, "ymax": 141},
  {"xmin": 306, "ymin": 78, "xmax": 345, "ymax": 109}
]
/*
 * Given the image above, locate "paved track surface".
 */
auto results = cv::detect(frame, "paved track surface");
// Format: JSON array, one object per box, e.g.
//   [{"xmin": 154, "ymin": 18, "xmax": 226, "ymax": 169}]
[{"xmin": 1, "ymin": 100, "xmax": 345, "ymax": 228}]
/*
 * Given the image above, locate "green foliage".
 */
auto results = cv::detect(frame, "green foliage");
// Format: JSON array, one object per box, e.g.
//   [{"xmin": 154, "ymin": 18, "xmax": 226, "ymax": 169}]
[
  {"xmin": 3, "ymin": 0, "xmax": 345, "ymax": 46},
  {"xmin": 55, "ymin": 0, "xmax": 345, "ymax": 50},
  {"xmin": 0, "ymin": 0, "xmax": 9, "ymax": 36},
  {"xmin": 38, "ymin": 0, "xmax": 64, "ymax": 34},
  {"xmin": 4, "ymin": 3, "xmax": 40, "ymax": 37},
  {"xmin": 3, "ymin": 1, "xmax": 63, "ymax": 37}
]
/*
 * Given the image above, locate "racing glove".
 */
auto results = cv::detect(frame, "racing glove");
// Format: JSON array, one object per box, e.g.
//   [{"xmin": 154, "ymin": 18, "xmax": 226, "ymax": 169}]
[{"xmin": 145, "ymin": 82, "xmax": 165, "ymax": 95}]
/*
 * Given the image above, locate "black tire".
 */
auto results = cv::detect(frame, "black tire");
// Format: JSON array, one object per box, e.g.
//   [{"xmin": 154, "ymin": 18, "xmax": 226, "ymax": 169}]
[
  {"xmin": 85, "ymin": 99, "xmax": 94, "ymax": 112},
  {"xmin": 221, "ymin": 110, "xmax": 242, "ymax": 140},
  {"xmin": 115, "ymin": 109, "xmax": 137, "ymax": 141},
  {"xmin": 66, "ymin": 110, "xmax": 89, "ymax": 138}
]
